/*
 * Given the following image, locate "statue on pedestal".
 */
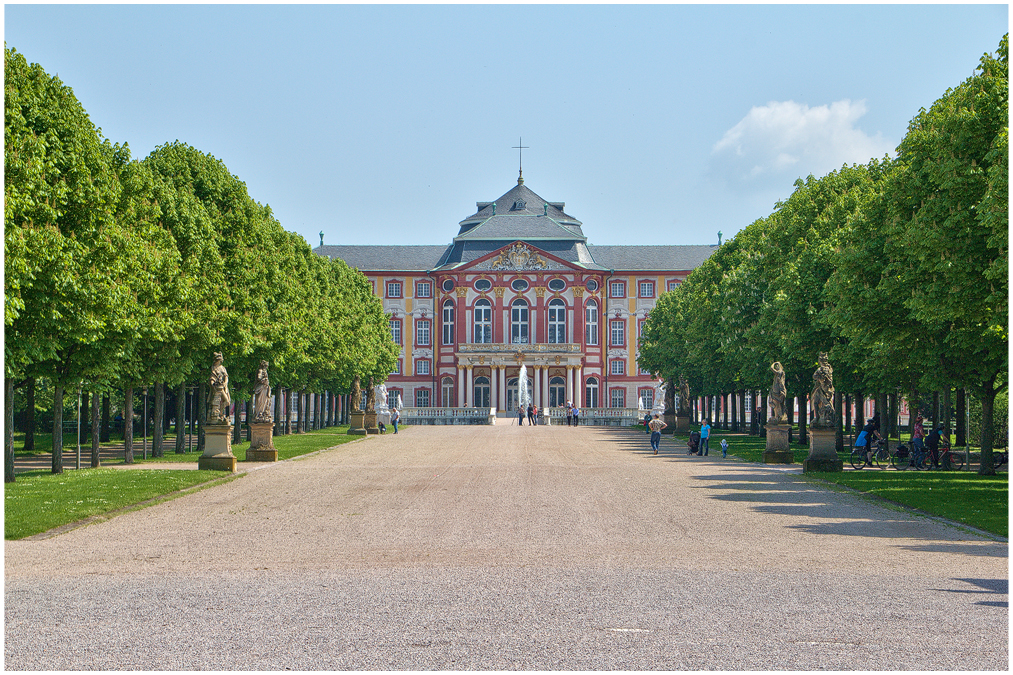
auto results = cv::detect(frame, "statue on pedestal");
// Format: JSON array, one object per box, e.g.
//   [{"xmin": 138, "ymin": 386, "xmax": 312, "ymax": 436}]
[
  {"xmin": 351, "ymin": 376, "xmax": 361, "ymax": 412},
  {"xmin": 254, "ymin": 360, "xmax": 273, "ymax": 423},
  {"xmin": 208, "ymin": 352, "xmax": 231, "ymax": 424},
  {"xmin": 651, "ymin": 379, "xmax": 667, "ymax": 416},
  {"xmin": 678, "ymin": 376, "xmax": 691, "ymax": 416},
  {"xmin": 366, "ymin": 378, "xmax": 376, "ymax": 412},
  {"xmin": 811, "ymin": 352, "xmax": 835, "ymax": 428},
  {"xmin": 769, "ymin": 362, "xmax": 787, "ymax": 424}
]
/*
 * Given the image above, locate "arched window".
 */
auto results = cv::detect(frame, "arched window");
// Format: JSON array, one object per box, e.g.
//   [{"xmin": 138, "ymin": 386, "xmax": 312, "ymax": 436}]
[
  {"xmin": 584, "ymin": 300, "xmax": 599, "ymax": 346},
  {"xmin": 585, "ymin": 377, "xmax": 599, "ymax": 409},
  {"xmin": 511, "ymin": 299, "xmax": 529, "ymax": 344},
  {"xmin": 547, "ymin": 298, "xmax": 566, "ymax": 344},
  {"xmin": 474, "ymin": 299, "xmax": 492, "ymax": 344},
  {"xmin": 474, "ymin": 376, "xmax": 491, "ymax": 409},
  {"xmin": 441, "ymin": 377, "xmax": 454, "ymax": 408},
  {"xmin": 549, "ymin": 376, "xmax": 566, "ymax": 408},
  {"xmin": 442, "ymin": 300, "xmax": 455, "ymax": 345}
]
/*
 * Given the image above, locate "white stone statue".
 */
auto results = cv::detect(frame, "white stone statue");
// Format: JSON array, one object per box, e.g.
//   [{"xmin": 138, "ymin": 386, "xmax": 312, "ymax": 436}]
[
  {"xmin": 374, "ymin": 382, "xmax": 391, "ymax": 426},
  {"xmin": 651, "ymin": 379, "xmax": 667, "ymax": 417}
]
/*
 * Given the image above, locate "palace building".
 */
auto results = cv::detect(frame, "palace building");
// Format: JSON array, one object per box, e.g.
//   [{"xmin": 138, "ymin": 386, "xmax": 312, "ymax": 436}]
[{"xmin": 315, "ymin": 174, "xmax": 715, "ymax": 419}]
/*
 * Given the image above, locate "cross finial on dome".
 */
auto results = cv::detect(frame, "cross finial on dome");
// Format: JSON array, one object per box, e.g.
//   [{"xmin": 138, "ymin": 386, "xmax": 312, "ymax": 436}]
[{"xmin": 512, "ymin": 137, "xmax": 528, "ymax": 185}]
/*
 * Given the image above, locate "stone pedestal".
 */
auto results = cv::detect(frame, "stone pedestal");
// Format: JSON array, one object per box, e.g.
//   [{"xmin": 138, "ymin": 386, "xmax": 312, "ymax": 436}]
[
  {"xmin": 764, "ymin": 422, "xmax": 793, "ymax": 464},
  {"xmin": 803, "ymin": 426, "xmax": 843, "ymax": 473},
  {"xmin": 198, "ymin": 423, "xmax": 237, "ymax": 472},
  {"xmin": 662, "ymin": 412, "xmax": 676, "ymax": 434},
  {"xmin": 363, "ymin": 411, "xmax": 380, "ymax": 435},
  {"xmin": 675, "ymin": 414, "xmax": 691, "ymax": 432},
  {"xmin": 348, "ymin": 411, "xmax": 367, "ymax": 435},
  {"xmin": 246, "ymin": 421, "xmax": 277, "ymax": 462}
]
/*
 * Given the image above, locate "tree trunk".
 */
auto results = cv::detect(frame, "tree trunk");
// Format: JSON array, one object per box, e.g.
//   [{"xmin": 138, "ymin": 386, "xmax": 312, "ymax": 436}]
[
  {"xmin": 286, "ymin": 389, "xmax": 294, "ymax": 434},
  {"xmin": 152, "ymin": 382, "xmax": 165, "ymax": 457},
  {"xmin": 844, "ymin": 394, "xmax": 852, "ymax": 436},
  {"xmin": 246, "ymin": 399, "xmax": 252, "ymax": 441},
  {"xmin": 854, "ymin": 392, "xmax": 864, "ymax": 434},
  {"xmin": 296, "ymin": 390, "xmax": 304, "ymax": 434},
  {"xmin": 101, "ymin": 393, "xmax": 110, "ymax": 442},
  {"xmin": 932, "ymin": 391, "xmax": 940, "ymax": 430},
  {"xmin": 24, "ymin": 378, "xmax": 35, "ymax": 452},
  {"xmin": 876, "ymin": 392, "xmax": 889, "ymax": 452},
  {"xmin": 175, "ymin": 382, "xmax": 186, "ymax": 453},
  {"xmin": 889, "ymin": 392, "xmax": 899, "ymax": 440},
  {"xmin": 124, "ymin": 387, "xmax": 134, "ymax": 464},
  {"xmin": 833, "ymin": 390, "xmax": 844, "ymax": 452},
  {"xmin": 52, "ymin": 383, "xmax": 64, "ymax": 474},
  {"xmin": 197, "ymin": 381, "xmax": 207, "ymax": 454},
  {"xmin": 955, "ymin": 388, "xmax": 966, "ymax": 447},
  {"xmin": 797, "ymin": 396, "xmax": 808, "ymax": 446},
  {"xmin": 91, "ymin": 388, "xmax": 100, "ymax": 468},
  {"xmin": 977, "ymin": 380, "xmax": 997, "ymax": 475},
  {"xmin": 943, "ymin": 388, "xmax": 951, "ymax": 435},
  {"xmin": 273, "ymin": 385, "xmax": 282, "ymax": 436},
  {"xmin": 233, "ymin": 398, "xmax": 242, "ymax": 443},
  {"xmin": 5, "ymin": 378, "xmax": 15, "ymax": 483}
]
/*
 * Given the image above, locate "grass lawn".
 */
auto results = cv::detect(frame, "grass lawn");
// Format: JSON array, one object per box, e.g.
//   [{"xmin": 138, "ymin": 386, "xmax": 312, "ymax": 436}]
[
  {"xmin": 6, "ymin": 425, "xmax": 366, "ymax": 539},
  {"xmin": 667, "ymin": 428, "xmax": 1008, "ymax": 538},
  {"xmin": 5, "ymin": 468, "xmax": 236, "ymax": 540}
]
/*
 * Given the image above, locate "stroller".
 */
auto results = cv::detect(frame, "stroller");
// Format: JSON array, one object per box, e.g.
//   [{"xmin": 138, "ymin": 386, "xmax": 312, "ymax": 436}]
[{"xmin": 687, "ymin": 430, "xmax": 701, "ymax": 455}]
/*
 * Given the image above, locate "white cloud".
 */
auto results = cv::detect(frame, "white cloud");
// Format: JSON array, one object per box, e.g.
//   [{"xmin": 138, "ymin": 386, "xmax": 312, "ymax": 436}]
[{"xmin": 711, "ymin": 100, "xmax": 895, "ymax": 187}]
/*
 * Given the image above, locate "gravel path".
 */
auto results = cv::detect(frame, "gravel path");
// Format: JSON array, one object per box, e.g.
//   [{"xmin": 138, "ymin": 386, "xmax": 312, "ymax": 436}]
[{"xmin": 5, "ymin": 425, "xmax": 1008, "ymax": 670}]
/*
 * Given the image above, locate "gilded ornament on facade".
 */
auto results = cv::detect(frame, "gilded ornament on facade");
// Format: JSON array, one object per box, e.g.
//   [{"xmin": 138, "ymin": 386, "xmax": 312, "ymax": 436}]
[{"xmin": 490, "ymin": 242, "xmax": 549, "ymax": 271}]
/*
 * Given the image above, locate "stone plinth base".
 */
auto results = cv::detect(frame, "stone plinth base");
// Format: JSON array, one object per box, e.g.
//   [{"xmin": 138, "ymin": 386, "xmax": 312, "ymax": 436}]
[
  {"xmin": 364, "ymin": 411, "xmax": 380, "ymax": 435},
  {"xmin": 246, "ymin": 422, "xmax": 277, "ymax": 461},
  {"xmin": 803, "ymin": 426, "xmax": 843, "ymax": 473},
  {"xmin": 764, "ymin": 423, "xmax": 793, "ymax": 464},
  {"xmin": 763, "ymin": 450, "xmax": 795, "ymax": 464},
  {"xmin": 661, "ymin": 412, "xmax": 676, "ymax": 434},
  {"xmin": 199, "ymin": 423, "xmax": 236, "ymax": 472},
  {"xmin": 348, "ymin": 411, "xmax": 367, "ymax": 435},
  {"xmin": 675, "ymin": 415, "xmax": 691, "ymax": 432}
]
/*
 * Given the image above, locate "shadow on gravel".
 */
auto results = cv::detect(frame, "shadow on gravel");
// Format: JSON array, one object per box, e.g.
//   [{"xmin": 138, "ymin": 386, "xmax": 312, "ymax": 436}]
[{"xmin": 931, "ymin": 578, "xmax": 1009, "ymax": 608}]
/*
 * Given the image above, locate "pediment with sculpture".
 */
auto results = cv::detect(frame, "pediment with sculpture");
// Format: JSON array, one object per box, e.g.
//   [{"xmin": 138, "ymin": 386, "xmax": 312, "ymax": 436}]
[{"xmin": 470, "ymin": 242, "xmax": 570, "ymax": 272}]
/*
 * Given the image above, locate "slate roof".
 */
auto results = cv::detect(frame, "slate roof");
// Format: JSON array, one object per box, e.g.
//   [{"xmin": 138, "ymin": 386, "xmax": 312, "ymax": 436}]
[
  {"xmin": 315, "ymin": 245, "xmax": 451, "ymax": 271},
  {"xmin": 315, "ymin": 180, "xmax": 716, "ymax": 274},
  {"xmin": 587, "ymin": 245, "xmax": 717, "ymax": 271}
]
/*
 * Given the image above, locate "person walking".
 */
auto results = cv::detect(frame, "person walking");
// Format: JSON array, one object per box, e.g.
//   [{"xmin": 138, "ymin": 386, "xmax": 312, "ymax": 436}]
[
  {"xmin": 390, "ymin": 407, "xmax": 400, "ymax": 434},
  {"xmin": 648, "ymin": 413, "xmax": 667, "ymax": 454},
  {"xmin": 517, "ymin": 405, "xmax": 525, "ymax": 426},
  {"xmin": 527, "ymin": 404, "xmax": 535, "ymax": 427},
  {"xmin": 699, "ymin": 419, "xmax": 711, "ymax": 456},
  {"xmin": 566, "ymin": 402, "xmax": 573, "ymax": 427},
  {"xmin": 911, "ymin": 415, "xmax": 926, "ymax": 468}
]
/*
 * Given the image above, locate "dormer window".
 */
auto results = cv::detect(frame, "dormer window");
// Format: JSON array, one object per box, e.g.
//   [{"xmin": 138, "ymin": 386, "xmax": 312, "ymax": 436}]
[{"xmin": 512, "ymin": 200, "xmax": 526, "ymax": 211}]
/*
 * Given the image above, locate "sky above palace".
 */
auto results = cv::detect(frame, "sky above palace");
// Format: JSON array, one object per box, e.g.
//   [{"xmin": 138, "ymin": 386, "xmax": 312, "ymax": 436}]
[{"xmin": 4, "ymin": 3, "xmax": 1007, "ymax": 249}]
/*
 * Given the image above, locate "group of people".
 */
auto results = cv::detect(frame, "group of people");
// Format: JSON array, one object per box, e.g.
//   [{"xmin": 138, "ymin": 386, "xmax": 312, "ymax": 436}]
[
  {"xmin": 855, "ymin": 412, "xmax": 950, "ymax": 469},
  {"xmin": 515, "ymin": 402, "xmax": 582, "ymax": 426},
  {"xmin": 643, "ymin": 415, "xmax": 728, "ymax": 458}
]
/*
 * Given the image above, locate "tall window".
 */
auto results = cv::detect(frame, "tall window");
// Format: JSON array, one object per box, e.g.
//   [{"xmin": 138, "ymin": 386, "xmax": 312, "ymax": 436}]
[
  {"xmin": 610, "ymin": 319, "xmax": 625, "ymax": 347},
  {"xmin": 442, "ymin": 301, "xmax": 455, "ymax": 345},
  {"xmin": 610, "ymin": 388, "xmax": 626, "ymax": 409},
  {"xmin": 511, "ymin": 299, "xmax": 529, "ymax": 344},
  {"xmin": 474, "ymin": 299, "xmax": 492, "ymax": 344},
  {"xmin": 584, "ymin": 300, "xmax": 599, "ymax": 346},
  {"xmin": 474, "ymin": 376, "xmax": 491, "ymax": 408},
  {"xmin": 386, "ymin": 281, "xmax": 402, "ymax": 298},
  {"xmin": 585, "ymin": 377, "xmax": 599, "ymax": 408},
  {"xmin": 441, "ymin": 377, "xmax": 454, "ymax": 408},
  {"xmin": 640, "ymin": 389, "xmax": 654, "ymax": 410},
  {"xmin": 415, "ymin": 359, "xmax": 430, "ymax": 376},
  {"xmin": 547, "ymin": 298, "xmax": 566, "ymax": 344},
  {"xmin": 610, "ymin": 359, "xmax": 625, "ymax": 375},
  {"xmin": 387, "ymin": 389, "xmax": 401, "ymax": 410},
  {"xmin": 416, "ymin": 319, "xmax": 431, "ymax": 346},
  {"xmin": 415, "ymin": 389, "xmax": 430, "ymax": 407},
  {"xmin": 549, "ymin": 376, "xmax": 566, "ymax": 408},
  {"xmin": 610, "ymin": 281, "xmax": 626, "ymax": 298},
  {"xmin": 389, "ymin": 318, "xmax": 402, "ymax": 345},
  {"xmin": 639, "ymin": 281, "xmax": 655, "ymax": 298},
  {"xmin": 391, "ymin": 360, "xmax": 401, "ymax": 375},
  {"xmin": 416, "ymin": 281, "xmax": 432, "ymax": 298}
]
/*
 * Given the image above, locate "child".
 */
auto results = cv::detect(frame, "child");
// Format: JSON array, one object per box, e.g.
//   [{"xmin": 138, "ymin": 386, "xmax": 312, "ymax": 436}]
[{"xmin": 720, "ymin": 438, "xmax": 728, "ymax": 458}]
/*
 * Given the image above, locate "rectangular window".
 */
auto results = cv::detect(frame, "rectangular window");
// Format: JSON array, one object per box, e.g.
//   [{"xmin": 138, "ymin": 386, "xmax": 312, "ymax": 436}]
[
  {"xmin": 386, "ymin": 281, "xmax": 402, "ymax": 298},
  {"xmin": 389, "ymin": 318, "xmax": 402, "ymax": 345},
  {"xmin": 416, "ymin": 319, "xmax": 431, "ymax": 346},
  {"xmin": 640, "ymin": 389, "xmax": 654, "ymax": 410},
  {"xmin": 610, "ymin": 281, "xmax": 626, "ymax": 298},
  {"xmin": 610, "ymin": 359, "xmax": 625, "ymax": 375},
  {"xmin": 584, "ymin": 303, "xmax": 599, "ymax": 346},
  {"xmin": 639, "ymin": 361, "xmax": 652, "ymax": 376},
  {"xmin": 388, "ymin": 389, "xmax": 401, "ymax": 410},
  {"xmin": 610, "ymin": 388, "xmax": 626, "ymax": 409},
  {"xmin": 610, "ymin": 319, "xmax": 625, "ymax": 347},
  {"xmin": 416, "ymin": 281, "xmax": 432, "ymax": 298},
  {"xmin": 667, "ymin": 280, "xmax": 681, "ymax": 292},
  {"xmin": 415, "ymin": 388, "xmax": 431, "ymax": 408},
  {"xmin": 442, "ymin": 303, "xmax": 454, "ymax": 345},
  {"xmin": 391, "ymin": 360, "xmax": 401, "ymax": 375},
  {"xmin": 416, "ymin": 359, "xmax": 430, "ymax": 376},
  {"xmin": 639, "ymin": 281, "xmax": 655, "ymax": 298}
]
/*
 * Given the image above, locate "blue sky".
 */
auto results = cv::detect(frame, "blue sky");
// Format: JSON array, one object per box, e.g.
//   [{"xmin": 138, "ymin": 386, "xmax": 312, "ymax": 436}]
[{"xmin": 4, "ymin": 4, "xmax": 1007, "ymax": 249}]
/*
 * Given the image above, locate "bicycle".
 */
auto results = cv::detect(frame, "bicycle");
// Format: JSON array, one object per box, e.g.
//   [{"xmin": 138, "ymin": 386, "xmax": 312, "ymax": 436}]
[
  {"xmin": 850, "ymin": 439, "xmax": 889, "ymax": 469},
  {"xmin": 889, "ymin": 443, "xmax": 918, "ymax": 471},
  {"xmin": 925, "ymin": 443, "xmax": 964, "ymax": 471}
]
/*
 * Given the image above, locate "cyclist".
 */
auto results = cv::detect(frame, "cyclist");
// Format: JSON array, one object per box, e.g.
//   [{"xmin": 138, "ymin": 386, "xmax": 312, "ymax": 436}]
[
  {"xmin": 925, "ymin": 425, "xmax": 945, "ymax": 469},
  {"xmin": 856, "ymin": 418, "xmax": 881, "ymax": 466},
  {"xmin": 911, "ymin": 415, "xmax": 926, "ymax": 469}
]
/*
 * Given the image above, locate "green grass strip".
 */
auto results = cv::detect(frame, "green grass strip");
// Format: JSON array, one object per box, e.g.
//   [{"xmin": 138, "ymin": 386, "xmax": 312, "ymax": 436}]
[{"xmin": 5, "ymin": 468, "xmax": 234, "ymax": 540}]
